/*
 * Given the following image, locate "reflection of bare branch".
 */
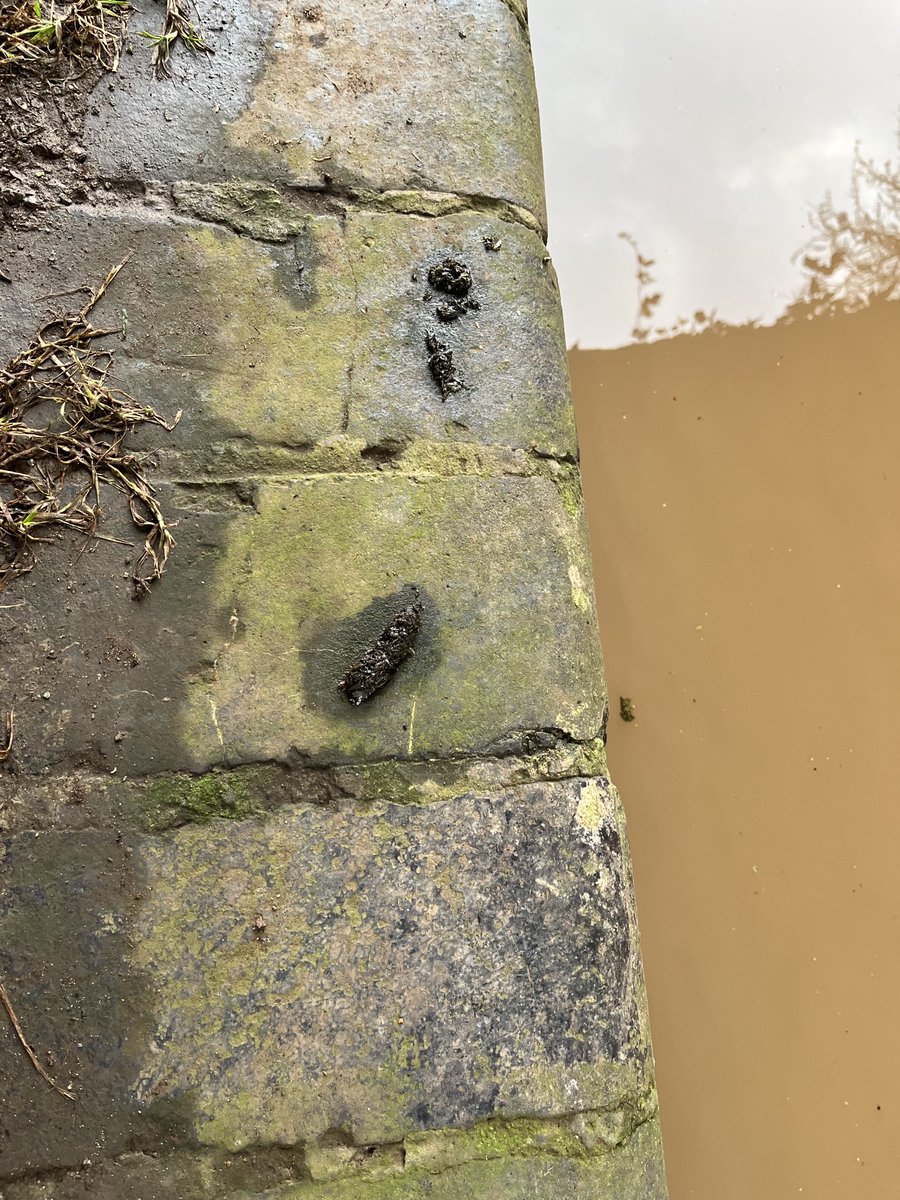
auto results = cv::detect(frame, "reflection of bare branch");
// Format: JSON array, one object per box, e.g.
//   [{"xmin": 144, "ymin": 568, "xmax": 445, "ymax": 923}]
[
  {"xmin": 619, "ymin": 231, "xmax": 723, "ymax": 342},
  {"xmin": 618, "ymin": 231, "xmax": 660, "ymax": 342},
  {"xmin": 793, "ymin": 140, "xmax": 900, "ymax": 316}
]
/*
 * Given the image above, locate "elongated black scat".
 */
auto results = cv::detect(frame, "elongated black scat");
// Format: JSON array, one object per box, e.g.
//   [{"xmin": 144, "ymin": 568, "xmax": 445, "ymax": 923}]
[
  {"xmin": 425, "ymin": 331, "xmax": 464, "ymax": 400},
  {"xmin": 339, "ymin": 601, "xmax": 423, "ymax": 705}
]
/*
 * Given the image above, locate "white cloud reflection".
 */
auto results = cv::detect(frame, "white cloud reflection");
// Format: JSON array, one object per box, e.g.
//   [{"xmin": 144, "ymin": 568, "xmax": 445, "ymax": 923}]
[{"xmin": 529, "ymin": 0, "xmax": 900, "ymax": 347}]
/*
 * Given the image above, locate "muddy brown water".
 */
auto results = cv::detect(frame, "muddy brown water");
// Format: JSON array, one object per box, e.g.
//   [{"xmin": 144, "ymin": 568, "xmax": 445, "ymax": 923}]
[{"xmin": 571, "ymin": 299, "xmax": 900, "ymax": 1198}]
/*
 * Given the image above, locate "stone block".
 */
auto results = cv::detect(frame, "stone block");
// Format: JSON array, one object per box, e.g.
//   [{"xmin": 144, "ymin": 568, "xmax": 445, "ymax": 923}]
[
  {"xmin": 0, "ymin": 470, "xmax": 600, "ymax": 775},
  {"xmin": 0, "ymin": 207, "xmax": 573, "ymax": 457},
  {"xmin": 0, "ymin": 776, "xmax": 653, "ymax": 1177},
  {"xmin": 343, "ymin": 210, "xmax": 574, "ymax": 458},
  {"xmin": 82, "ymin": 0, "xmax": 546, "ymax": 228},
  {"xmin": 169, "ymin": 472, "xmax": 604, "ymax": 770}
]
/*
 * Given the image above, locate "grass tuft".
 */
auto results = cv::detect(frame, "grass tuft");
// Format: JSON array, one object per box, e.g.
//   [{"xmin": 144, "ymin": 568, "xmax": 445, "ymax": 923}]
[
  {"xmin": 140, "ymin": 0, "xmax": 211, "ymax": 79},
  {"xmin": 0, "ymin": 257, "xmax": 181, "ymax": 599},
  {"xmin": 0, "ymin": 0, "xmax": 131, "ymax": 74}
]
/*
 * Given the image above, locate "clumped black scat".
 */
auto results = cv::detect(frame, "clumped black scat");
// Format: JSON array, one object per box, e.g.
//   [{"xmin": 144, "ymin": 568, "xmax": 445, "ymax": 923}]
[
  {"xmin": 427, "ymin": 258, "xmax": 472, "ymax": 296},
  {"xmin": 339, "ymin": 602, "xmax": 423, "ymax": 704},
  {"xmin": 435, "ymin": 296, "xmax": 480, "ymax": 323},
  {"xmin": 427, "ymin": 257, "xmax": 479, "ymax": 323},
  {"xmin": 425, "ymin": 331, "xmax": 463, "ymax": 400}
]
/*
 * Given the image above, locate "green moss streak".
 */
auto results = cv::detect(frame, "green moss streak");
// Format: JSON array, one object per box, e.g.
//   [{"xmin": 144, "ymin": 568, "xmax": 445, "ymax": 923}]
[{"xmin": 146, "ymin": 771, "xmax": 263, "ymax": 831}]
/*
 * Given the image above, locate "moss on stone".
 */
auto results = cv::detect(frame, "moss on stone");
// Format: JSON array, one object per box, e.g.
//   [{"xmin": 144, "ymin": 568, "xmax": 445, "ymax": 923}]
[
  {"xmin": 182, "ymin": 224, "xmax": 351, "ymax": 447},
  {"xmin": 175, "ymin": 474, "xmax": 604, "ymax": 767},
  {"xmin": 404, "ymin": 1113, "xmax": 591, "ymax": 1173},
  {"xmin": 554, "ymin": 466, "xmax": 585, "ymax": 523},
  {"xmin": 273, "ymin": 1114, "xmax": 665, "ymax": 1198},
  {"xmin": 146, "ymin": 771, "xmax": 263, "ymax": 831},
  {"xmin": 173, "ymin": 180, "xmax": 310, "ymax": 241},
  {"xmin": 330, "ymin": 738, "xmax": 607, "ymax": 807}
]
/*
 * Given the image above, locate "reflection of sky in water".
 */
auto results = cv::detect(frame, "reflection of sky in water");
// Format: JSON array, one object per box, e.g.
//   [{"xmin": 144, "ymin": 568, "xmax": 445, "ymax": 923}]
[{"xmin": 530, "ymin": 0, "xmax": 900, "ymax": 347}]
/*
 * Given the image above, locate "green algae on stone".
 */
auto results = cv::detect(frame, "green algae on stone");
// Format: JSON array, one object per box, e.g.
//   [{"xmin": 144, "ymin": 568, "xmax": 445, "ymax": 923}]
[
  {"xmin": 145, "ymin": 771, "xmax": 264, "ymax": 830},
  {"xmin": 173, "ymin": 180, "xmax": 319, "ymax": 242},
  {"xmin": 127, "ymin": 779, "xmax": 650, "ymax": 1155},
  {"xmin": 275, "ymin": 1115, "xmax": 667, "ymax": 1198},
  {"xmin": 176, "ymin": 474, "xmax": 605, "ymax": 768},
  {"xmin": 182, "ymin": 224, "xmax": 352, "ymax": 447},
  {"xmin": 328, "ymin": 736, "xmax": 607, "ymax": 807},
  {"xmin": 355, "ymin": 189, "xmax": 543, "ymax": 235},
  {"xmin": 403, "ymin": 1113, "xmax": 593, "ymax": 1173}
]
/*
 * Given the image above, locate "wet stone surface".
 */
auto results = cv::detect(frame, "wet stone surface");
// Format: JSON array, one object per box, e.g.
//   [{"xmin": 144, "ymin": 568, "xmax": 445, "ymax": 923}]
[
  {"xmin": 168, "ymin": 473, "xmax": 603, "ymax": 771},
  {"xmin": 81, "ymin": 0, "xmax": 546, "ymax": 229},
  {"xmin": 0, "ymin": 774, "xmax": 652, "ymax": 1180},
  {"xmin": 342, "ymin": 210, "xmax": 573, "ymax": 454},
  {"xmin": 0, "ymin": 207, "xmax": 574, "ymax": 458},
  {"xmin": 130, "ymin": 776, "xmax": 648, "ymax": 1148},
  {"xmin": 0, "ymin": 471, "xmax": 600, "ymax": 775},
  {"xmin": 0, "ymin": 830, "xmax": 156, "ymax": 1178}
]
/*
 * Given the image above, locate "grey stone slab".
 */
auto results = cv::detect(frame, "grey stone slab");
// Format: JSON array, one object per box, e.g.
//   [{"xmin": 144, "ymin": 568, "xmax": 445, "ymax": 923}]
[
  {"xmin": 0, "ymin": 205, "xmax": 572, "ymax": 457},
  {"xmin": 82, "ymin": 0, "xmax": 546, "ymax": 228},
  {"xmin": 170, "ymin": 473, "xmax": 604, "ymax": 771},
  {"xmin": 128, "ymin": 777, "xmax": 651, "ymax": 1149},
  {"xmin": 0, "ymin": 776, "xmax": 653, "ymax": 1180},
  {"xmin": 0, "ymin": 471, "xmax": 601, "ymax": 775},
  {"xmin": 0, "ymin": 207, "xmax": 352, "ymax": 456},
  {"xmin": 344, "ymin": 211, "xmax": 575, "ymax": 457}
]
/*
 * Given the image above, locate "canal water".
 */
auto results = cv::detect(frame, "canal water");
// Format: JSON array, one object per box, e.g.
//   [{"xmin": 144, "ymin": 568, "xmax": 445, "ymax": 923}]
[{"xmin": 532, "ymin": 2, "xmax": 900, "ymax": 1195}]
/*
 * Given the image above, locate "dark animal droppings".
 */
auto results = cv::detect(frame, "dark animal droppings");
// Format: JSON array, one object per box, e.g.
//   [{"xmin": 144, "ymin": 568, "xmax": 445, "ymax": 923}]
[
  {"xmin": 436, "ymin": 297, "xmax": 481, "ymax": 323},
  {"xmin": 339, "ymin": 602, "xmax": 423, "ymax": 704},
  {"xmin": 427, "ymin": 258, "xmax": 473, "ymax": 297},
  {"xmin": 425, "ymin": 331, "xmax": 463, "ymax": 400}
]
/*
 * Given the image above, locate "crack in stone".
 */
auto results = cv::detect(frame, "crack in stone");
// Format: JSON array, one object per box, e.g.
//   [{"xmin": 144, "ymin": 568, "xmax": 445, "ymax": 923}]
[
  {"xmin": 347, "ymin": 186, "xmax": 544, "ymax": 238},
  {"xmin": 342, "ymin": 211, "xmax": 361, "ymax": 434},
  {"xmin": 0, "ymin": 1088, "xmax": 659, "ymax": 1192},
  {"xmin": 497, "ymin": 0, "xmax": 531, "ymax": 39},
  {"xmin": 79, "ymin": 176, "xmax": 547, "ymax": 243},
  {"xmin": 154, "ymin": 442, "xmax": 578, "ymax": 485},
  {"xmin": 0, "ymin": 733, "xmax": 608, "ymax": 836}
]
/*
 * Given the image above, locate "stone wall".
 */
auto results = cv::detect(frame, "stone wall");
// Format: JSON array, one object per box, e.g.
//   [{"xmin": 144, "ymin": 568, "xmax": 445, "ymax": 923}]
[{"xmin": 0, "ymin": 1, "xmax": 667, "ymax": 1196}]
